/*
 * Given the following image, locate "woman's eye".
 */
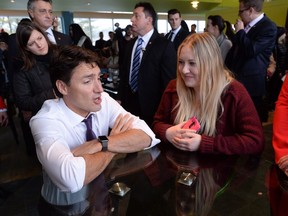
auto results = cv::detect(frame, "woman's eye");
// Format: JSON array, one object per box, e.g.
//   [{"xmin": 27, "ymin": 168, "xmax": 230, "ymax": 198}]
[
  {"xmin": 189, "ymin": 61, "xmax": 196, "ymax": 66},
  {"xmin": 178, "ymin": 60, "xmax": 184, "ymax": 65}
]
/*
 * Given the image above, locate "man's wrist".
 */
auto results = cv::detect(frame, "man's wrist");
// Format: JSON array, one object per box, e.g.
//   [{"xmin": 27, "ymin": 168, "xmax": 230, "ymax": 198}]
[{"xmin": 98, "ymin": 136, "xmax": 108, "ymax": 151}]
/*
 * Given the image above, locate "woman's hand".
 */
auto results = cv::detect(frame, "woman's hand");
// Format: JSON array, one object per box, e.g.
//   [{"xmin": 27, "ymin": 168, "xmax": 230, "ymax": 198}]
[{"xmin": 166, "ymin": 123, "xmax": 201, "ymax": 151}]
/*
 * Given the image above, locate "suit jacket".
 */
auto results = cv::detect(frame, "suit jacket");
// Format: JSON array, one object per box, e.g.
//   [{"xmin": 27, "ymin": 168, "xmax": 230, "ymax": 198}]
[
  {"xmin": 52, "ymin": 30, "xmax": 72, "ymax": 45},
  {"xmin": 165, "ymin": 27, "xmax": 190, "ymax": 51},
  {"xmin": 118, "ymin": 29, "xmax": 177, "ymax": 125},
  {"xmin": 225, "ymin": 15, "xmax": 277, "ymax": 97}
]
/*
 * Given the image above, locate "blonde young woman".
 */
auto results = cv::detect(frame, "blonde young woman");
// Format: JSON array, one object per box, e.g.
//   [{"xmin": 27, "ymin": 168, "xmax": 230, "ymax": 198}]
[{"xmin": 153, "ymin": 33, "xmax": 264, "ymax": 155}]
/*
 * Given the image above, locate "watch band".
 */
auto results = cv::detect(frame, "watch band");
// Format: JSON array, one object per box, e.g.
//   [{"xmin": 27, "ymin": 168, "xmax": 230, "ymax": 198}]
[{"xmin": 98, "ymin": 136, "xmax": 108, "ymax": 151}]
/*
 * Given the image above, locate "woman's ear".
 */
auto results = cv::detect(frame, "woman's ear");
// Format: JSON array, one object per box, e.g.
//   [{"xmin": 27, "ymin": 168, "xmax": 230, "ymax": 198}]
[{"xmin": 56, "ymin": 80, "xmax": 68, "ymax": 96}]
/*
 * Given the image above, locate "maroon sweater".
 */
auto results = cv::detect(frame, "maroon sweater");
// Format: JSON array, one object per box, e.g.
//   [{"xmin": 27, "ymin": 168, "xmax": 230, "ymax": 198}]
[{"xmin": 153, "ymin": 79, "xmax": 264, "ymax": 155}]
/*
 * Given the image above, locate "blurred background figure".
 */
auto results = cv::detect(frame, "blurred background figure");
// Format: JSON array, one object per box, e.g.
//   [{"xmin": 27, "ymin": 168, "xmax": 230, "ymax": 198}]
[
  {"xmin": 191, "ymin": 24, "xmax": 197, "ymax": 34},
  {"xmin": 206, "ymin": 15, "xmax": 232, "ymax": 60},
  {"xmin": 69, "ymin": 23, "xmax": 94, "ymax": 51},
  {"xmin": 95, "ymin": 31, "xmax": 107, "ymax": 57},
  {"xmin": 103, "ymin": 46, "xmax": 119, "ymax": 83}
]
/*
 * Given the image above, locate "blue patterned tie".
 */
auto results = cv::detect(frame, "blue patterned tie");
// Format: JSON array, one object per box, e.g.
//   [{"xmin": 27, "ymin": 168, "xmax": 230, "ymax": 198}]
[
  {"xmin": 83, "ymin": 114, "xmax": 96, "ymax": 141},
  {"xmin": 130, "ymin": 38, "xmax": 143, "ymax": 92}
]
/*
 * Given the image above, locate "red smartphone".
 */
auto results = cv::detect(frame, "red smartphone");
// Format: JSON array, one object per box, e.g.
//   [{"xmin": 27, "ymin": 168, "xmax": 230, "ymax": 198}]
[{"xmin": 182, "ymin": 116, "xmax": 201, "ymax": 133}]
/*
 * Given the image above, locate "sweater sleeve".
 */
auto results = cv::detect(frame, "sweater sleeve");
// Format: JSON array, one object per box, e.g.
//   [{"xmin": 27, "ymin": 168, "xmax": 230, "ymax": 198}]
[
  {"xmin": 153, "ymin": 80, "xmax": 178, "ymax": 142},
  {"xmin": 199, "ymin": 81, "xmax": 265, "ymax": 155},
  {"xmin": 273, "ymin": 77, "xmax": 288, "ymax": 163}
]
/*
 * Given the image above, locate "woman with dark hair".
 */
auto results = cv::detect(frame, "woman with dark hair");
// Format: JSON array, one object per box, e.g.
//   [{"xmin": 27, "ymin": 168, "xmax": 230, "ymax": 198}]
[
  {"xmin": 69, "ymin": 23, "xmax": 94, "ymax": 51},
  {"xmin": 206, "ymin": 15, "xmax": 233, "ymax": 60},
  {"xmin": 14, "ymin": 21, "xmax": 57, "ymax": 156}
]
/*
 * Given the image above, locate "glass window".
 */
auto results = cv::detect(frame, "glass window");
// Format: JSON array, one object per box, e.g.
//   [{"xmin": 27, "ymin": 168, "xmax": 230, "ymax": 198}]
[
  {"xmin": 158, "ymin": 19, "xmax": 168, "ymax": 35},
  {"xmin": 90, "ymin": 18, "xmax": 113, "ymax": 43},
  {"xmin": 113, "ymin": 19, "xmax": 131, "ymax": 34},
  {"xmin": 185, "ymin": 20, "xmax": 206, "ymax": 33},
  {"xmin": 73, "ymin": 17, "xmax": 92, "ymax": 39},
  {"xmin": 198, "ymin": 20, "xmax": 206, "ymax": 33},
  {"xmin": 0, "ymin": 16, "xmax": 26, "ymax": 34}
]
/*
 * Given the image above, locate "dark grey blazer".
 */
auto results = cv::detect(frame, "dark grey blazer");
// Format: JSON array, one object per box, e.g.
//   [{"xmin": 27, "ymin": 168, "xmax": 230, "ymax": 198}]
[
  {"xmin": 165, "ymin": 27, "xmax": 190, "ymax": 51},
  {"xmin": 225, "ymin": 15, "xmax": 277, "ymax": 97}
]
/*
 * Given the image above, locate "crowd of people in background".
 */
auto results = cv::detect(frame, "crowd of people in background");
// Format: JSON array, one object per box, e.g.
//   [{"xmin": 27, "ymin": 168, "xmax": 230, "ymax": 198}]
[{"xmin": 0, "ymin": 0, "xmax": 288, "ymax": 211}]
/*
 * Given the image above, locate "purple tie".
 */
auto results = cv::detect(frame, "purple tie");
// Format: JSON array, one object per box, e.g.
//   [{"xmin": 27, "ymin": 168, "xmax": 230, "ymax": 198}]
[{"xmin": 83, "ymin": 115, "xmax": 96, "ymax": 141}]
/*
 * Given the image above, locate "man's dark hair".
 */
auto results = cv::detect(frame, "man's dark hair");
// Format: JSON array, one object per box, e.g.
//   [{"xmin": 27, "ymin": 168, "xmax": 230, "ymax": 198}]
[
  {"xmin": 135, "ymin": 2, "xmax": 158, "ymax": 28},
  {"xmin": 167, "ymin": 9, "xmax": 181, "ymax": 18},
  {"xmin": 50, "ymin": 45, "xmax": 100, "ymax": 98},
  {"xmin": 239, "ymin": 0, "xmax": 263, "ymax": 12}
]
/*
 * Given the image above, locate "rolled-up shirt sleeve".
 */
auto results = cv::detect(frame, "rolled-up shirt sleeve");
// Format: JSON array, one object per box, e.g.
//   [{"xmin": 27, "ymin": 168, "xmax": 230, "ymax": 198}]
[{"xmin": 31, "ymin": 118, "xmax": 86, "ymax": 193}]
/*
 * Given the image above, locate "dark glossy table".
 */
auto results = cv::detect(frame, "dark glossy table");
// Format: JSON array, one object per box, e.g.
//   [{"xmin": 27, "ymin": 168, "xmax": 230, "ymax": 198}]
[{"xmin": 38, "ymin": 143, "xmax": 286, "ymax": 216}]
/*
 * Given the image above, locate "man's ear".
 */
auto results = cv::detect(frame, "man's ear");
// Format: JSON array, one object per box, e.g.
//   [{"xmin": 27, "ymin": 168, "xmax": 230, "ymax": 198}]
[
  {"xmin": 28, "ymin": 9, "xmax": 34, "ymax": 19},
  {"xmin": 56, "ymin": 80, "xmax": 68, "ymax": 96},
  {"xmin": 147, "ymin": 16, "xmax": 153, "ymax": 25}
]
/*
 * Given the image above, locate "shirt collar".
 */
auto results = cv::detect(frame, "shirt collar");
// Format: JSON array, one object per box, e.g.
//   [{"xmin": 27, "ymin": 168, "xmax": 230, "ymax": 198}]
[
  {"xmin": 247, "ymin": 13, "xmax": 264, "ymax": 29},
  {"xmin": 58, "ymin": 98, "xmax": 95, "ymax": 127},
  {"xmin": 139, "ymin": 28, "xmax": 154, "ymax": 48},
  {"xmin": 172, "ymin": 26, "xmax": 181, "ymax": 35}
]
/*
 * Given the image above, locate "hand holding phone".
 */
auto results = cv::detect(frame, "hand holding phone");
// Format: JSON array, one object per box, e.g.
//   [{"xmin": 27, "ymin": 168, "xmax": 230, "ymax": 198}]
[{"xmin": 182, "ymin": 116, "xmax": 201, "ymax": 133}]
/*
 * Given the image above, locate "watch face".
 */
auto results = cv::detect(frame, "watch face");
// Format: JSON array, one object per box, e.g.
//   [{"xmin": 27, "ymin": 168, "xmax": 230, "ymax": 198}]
[{"xmin": 98, "ymin": 136, "xmax": 108, "ymax": 141}]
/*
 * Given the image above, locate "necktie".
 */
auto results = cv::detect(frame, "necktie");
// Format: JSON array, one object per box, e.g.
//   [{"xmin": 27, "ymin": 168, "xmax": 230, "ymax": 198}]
[
  {"xmin": 130, "ymin": 38, "xmax": 143, "ymax": 92},
  {"xmin": 168, "ymin": 31, "xmax": 174, "ymax": 41},
  {"xmin": 45, "ymin": 31, "xmax": 57, "ymax": 44},
  {"xmin": 244, "ymin": 24, "xmax": 251, "ymax": 33},
  {"xmin": 83, "ymin": 114, "xmax": 96, "ymax": 141}
]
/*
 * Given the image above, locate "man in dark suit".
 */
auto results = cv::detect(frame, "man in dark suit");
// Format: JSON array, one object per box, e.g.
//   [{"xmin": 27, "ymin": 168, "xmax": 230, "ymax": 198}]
[
  {"xmin": 27, "ymin": 0, "xmax": 72, "ymax": 45},
  {"xmin": 118, "ymin": 2, "xmax": 177, "ymax": 126},
  {"xmin": 225, "ymin": 0, "xmax": 277, "ymax": 122},
  {"xmin": 95, "ymin": 32, "xmax": 107, "ymax": 50},
  {"xmin": 165, "ymin": 9, "xmax": 190, "ymax": 51}
]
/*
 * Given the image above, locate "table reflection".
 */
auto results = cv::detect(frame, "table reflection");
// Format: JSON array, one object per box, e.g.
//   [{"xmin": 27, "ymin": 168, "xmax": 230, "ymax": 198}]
[
  {"xmin": 38, "ymin": 145, "xmax": 245, "ymax": 216},
  {"xmin": 266, "ymin": 164, "xmax": 288, "ymax": 216}
]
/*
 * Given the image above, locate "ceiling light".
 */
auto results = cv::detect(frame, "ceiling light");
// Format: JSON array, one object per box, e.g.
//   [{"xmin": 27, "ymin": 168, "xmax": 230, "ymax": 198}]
[
  {"xmin": 191, "ymin": 1, "xmax": 199, "ymax": 9},
  {"xmin": 11, "ymin": 0, "xmax": 15, "ymax": 3}
]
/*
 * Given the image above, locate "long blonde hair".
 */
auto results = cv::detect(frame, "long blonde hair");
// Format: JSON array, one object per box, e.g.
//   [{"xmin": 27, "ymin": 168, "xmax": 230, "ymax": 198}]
[{"xmin": 174, "ymin": 33, "xmax": 233, "ymax": 136}]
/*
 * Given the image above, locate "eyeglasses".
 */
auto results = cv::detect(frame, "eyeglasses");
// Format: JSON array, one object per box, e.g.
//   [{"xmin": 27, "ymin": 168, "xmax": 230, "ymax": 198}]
[{"xmin": 238, "ymin": 7, "xmax": 250, "ymax": 14}]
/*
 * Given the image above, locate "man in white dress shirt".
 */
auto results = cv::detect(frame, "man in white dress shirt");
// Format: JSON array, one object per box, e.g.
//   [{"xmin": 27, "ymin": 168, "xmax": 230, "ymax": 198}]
[{"xmin": 30, "ymin": 45, "xmax": 160, "ymax": 206}]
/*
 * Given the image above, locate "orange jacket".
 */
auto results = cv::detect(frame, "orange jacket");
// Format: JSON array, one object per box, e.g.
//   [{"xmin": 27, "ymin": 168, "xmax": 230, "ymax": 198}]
[{"xmin": 273, "ymin": 77, "xmax": 288, "ymax": 163}]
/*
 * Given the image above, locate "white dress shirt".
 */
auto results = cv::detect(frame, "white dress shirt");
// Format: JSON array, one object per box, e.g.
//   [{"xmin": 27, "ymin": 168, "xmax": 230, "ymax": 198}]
[{"xmin": 30, "ymin": 92, "xmax": 160, "ymax": 205}]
